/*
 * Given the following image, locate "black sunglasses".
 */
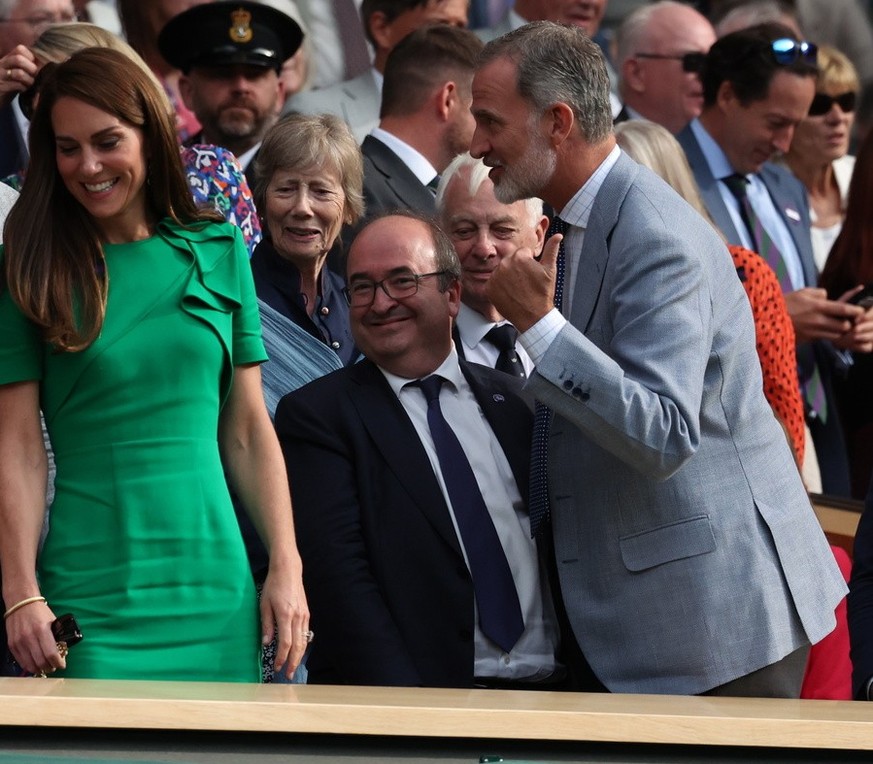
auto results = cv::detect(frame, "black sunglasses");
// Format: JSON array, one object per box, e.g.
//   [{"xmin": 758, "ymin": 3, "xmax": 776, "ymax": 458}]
[
  {"xmin": 770, "ymin": 38, "xmax": 817, "ymax": 65},
  {"xmin": 808, "ymin": 91, "xmax": 857, "ymax": 117},
  {"xmin": 634, "ymin": 51, "xmax": 706, "ymax": 73}
]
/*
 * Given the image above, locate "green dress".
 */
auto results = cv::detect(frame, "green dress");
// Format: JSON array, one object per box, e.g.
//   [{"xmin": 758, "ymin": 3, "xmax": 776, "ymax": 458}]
[{"xmin": 0, "ymin": 219, "xmax": 264, "ymax": 681}]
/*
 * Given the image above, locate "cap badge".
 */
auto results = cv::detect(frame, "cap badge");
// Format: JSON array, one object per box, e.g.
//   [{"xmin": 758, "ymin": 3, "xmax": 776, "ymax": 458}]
[{"xmin": 229, "ymin": 7, "xmax": 253, "ymax": 44}]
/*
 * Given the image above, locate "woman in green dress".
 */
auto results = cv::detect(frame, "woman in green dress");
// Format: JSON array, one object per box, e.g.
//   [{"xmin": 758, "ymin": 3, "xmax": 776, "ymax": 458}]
[{"xmin": 0, "ymin": 48, "xmax": 309, "ymax": 681}]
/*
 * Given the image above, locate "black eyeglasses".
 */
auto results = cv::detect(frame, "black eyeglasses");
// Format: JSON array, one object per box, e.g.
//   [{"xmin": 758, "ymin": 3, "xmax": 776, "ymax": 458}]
[
  {"xmin": 634, "ymin": 51, "xmax": 706, "ymax": 73},
  {"xmin": 344, "ymin": 270, "xmax": 448, "ymax": 307},
  {"xmin": 770, "ymin": 38, "xmax": 817, "ymax": 65},
  {"xmin": 808, "ymin": 90, "xmax": 857, "ymax": 116}
]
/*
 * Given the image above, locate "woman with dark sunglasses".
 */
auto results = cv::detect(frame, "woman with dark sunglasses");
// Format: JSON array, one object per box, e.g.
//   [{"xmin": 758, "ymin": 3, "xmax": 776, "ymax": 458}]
[{"xmin": 783, "ymin": 45, "xmax": 859, "ymax": 273}]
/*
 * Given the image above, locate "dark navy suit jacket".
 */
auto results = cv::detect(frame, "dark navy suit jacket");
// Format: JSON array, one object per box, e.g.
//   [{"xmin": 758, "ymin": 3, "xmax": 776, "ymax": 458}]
[{"xmin": 274, "ymin": 358, "xmax": 536, "ymax": 687}]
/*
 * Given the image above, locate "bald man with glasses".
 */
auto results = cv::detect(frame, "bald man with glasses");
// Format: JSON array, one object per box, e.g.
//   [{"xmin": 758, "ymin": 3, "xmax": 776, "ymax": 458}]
[
  {"xmin": 274, "ymin": 210, "xmax": 575, "ymax": 690},
  {"xmin": 614, "ymin": 0, "xmax": 716, "ymax": 134}
]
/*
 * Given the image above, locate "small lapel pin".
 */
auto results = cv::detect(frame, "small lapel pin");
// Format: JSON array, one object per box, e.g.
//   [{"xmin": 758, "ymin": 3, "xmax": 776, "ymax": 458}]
[
  {"xmin": 493, "ymin": 394, "xmax": 505, "ymax": 403},
  {"xmin": 785, "ymin": 207, "xmax": 801, "ymax": 222}
]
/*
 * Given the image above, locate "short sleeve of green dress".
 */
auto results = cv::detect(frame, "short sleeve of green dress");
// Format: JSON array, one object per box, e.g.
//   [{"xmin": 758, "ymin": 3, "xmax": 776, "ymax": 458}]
[{"xmin": 0, "ymin": 219, "xmax": 266, "ymax": 682}]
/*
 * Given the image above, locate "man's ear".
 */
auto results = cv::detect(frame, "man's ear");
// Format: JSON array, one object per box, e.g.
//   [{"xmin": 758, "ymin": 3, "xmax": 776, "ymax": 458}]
[
  {"xmin": 716, "ymin": 80, "xmax": 738, "ymax": 113},
  {"xmin": 368, "ymin": 11, "xmax": 393, "ymax": 52},
  {"xmin": 543, "ymin": 101, "xmax": 576, "ymax": 147},
  {"xmin": 178, "ymin": 74, "xmax": 194, "ymax": 111},
  {"xmin": 435, "ymin": 81, "xmax": 457, "ymax": 121},
  {"xmin": 622, "ymin": 57, "xmax": 646, "ymax": 94},
  {"xmin": 274, "ymin": 75, "xmax": 286, "ymax": 116},
  {"xmin": 446, "ymin": 276, "xmax": 462, "ymax": 318},
  {"xmin": 533, "ymin": 214, "xmax": 549, "ymax": 253}
]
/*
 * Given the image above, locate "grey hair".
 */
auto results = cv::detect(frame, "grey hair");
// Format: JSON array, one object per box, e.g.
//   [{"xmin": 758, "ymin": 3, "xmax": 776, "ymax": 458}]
[
  {"xmin": 435, "ymin": 152, "xmax": 544, "ymax": 227},
  {"xmin": 479, "ymin": 21, "xmax": 613, "ymax": 145},
  {"xmin": 254, "ymin": 112, "xmax": 365, "ymax": 225}
]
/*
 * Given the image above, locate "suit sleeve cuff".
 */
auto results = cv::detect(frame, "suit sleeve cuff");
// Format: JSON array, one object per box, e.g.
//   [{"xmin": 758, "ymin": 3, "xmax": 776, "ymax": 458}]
[{"xmin": 519, "ymin": 308, "xmax": 567, "ymax": 367}]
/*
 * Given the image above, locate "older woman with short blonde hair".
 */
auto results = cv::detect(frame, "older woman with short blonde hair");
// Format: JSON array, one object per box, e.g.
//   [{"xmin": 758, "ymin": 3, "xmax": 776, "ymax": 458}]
[
  {"xmin": 250, "ymin": 114, "xmax": 364, "ymax": 395},
  {"xmin": 784, "ymin": 45, "xmax": 860, "ymax": 272}
]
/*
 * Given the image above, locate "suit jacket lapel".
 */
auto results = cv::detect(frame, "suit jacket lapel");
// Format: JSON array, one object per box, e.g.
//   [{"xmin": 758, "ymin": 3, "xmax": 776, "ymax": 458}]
[
  {"xmin": 362, "ymin": 136, "xmax": 437, "ymax": 213},
  {"xmin": 348, "ymin": 360, "xmax": 464, "ymax": 556},
  {"xmin": 676, "ymin": 125, "xmax": 742, "ymax": 244},
  {"xmin": 568, "ymin": 152, "xmax": 637, "ymax": 333},
  {"xmin": 460, "ymin": 362, "xmax": 532, "ymax": 500},
  {"xmin": 759, "ymin": 163, "xmax": 816, "ymax": 287}
]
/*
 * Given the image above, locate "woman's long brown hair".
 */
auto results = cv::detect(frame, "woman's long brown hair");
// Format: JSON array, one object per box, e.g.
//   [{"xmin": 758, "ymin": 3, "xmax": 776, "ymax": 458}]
[{"xmin": 2, "ymin": 47, "xmax": 217, "ymax": 351}]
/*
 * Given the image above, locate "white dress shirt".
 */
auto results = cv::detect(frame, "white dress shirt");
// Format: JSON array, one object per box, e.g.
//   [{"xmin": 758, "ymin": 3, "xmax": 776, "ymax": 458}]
[
  {"xmin": 369, "ymin": 127, "xmax": 439, "ymax": 187},
  {"xmin": 380, "ymin": 350, "xmax": 561, "ymax": 681}
]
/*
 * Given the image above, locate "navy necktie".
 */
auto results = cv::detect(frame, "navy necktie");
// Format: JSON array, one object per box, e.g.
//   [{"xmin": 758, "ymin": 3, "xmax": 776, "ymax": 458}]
[
  {"xmin": 528, "ymin": 215, "xmax": 567, "ymax": 538},
  {"xmin": 485, "ymin": 324, "xmax": 525, "ymax": 379},
  {"xmin": 414, "ymin": 375, "xmax": 524, "ymax": 653}
]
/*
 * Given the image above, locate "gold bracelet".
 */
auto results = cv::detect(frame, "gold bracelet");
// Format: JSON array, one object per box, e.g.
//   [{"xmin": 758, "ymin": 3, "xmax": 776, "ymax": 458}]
[{"xmin": 3, "ymin": 596, "xmax": 47, "ymax": 620}]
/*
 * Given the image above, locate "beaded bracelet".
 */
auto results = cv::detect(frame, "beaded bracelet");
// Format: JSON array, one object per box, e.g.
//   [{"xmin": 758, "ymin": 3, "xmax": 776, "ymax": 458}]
[{"xmin": 3, "ymin": 596, "xmax": 47, "ymax": 620}]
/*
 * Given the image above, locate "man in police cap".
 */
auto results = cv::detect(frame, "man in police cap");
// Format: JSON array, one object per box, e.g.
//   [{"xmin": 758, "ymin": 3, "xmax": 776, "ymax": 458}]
[{"xmin": 158, "ymin": 0, "xmax": 303, "ymax": 187}]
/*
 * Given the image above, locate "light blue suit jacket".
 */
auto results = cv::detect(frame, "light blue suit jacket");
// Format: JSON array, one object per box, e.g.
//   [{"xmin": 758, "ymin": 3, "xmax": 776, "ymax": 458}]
[{"xmin": 531, "ymin": 152, "xmax": 846, "ymax": 694}]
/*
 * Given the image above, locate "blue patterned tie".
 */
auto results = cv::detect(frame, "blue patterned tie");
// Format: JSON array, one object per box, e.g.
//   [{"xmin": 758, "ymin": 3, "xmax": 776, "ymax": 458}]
[
  {"xmin": 414, "ymin": 375, "xmax": 524, "ymax": 652},
  {"xmin": 528, "ymin": 216, "xmax": 567, "ymax": 538},
  {"xmin": 723, "ymin": 174, "xmax": 827, "ymax": 423}
]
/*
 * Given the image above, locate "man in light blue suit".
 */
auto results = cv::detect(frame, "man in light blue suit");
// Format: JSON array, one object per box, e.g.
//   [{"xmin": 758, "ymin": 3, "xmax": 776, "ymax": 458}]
[
  {"xmin": 470, "ymin": 21, "xmax": 847, "ymax": 696},
  {"xmin": 675, "ymin": 23, "xmax": 873, "ymax": 497}
]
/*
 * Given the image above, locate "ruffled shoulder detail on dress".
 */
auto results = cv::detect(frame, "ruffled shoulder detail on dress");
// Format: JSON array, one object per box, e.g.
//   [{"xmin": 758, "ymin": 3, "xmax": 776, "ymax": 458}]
[{"xmin": 158, "ymin": 219, "xmax": 245, "ymax": 319}]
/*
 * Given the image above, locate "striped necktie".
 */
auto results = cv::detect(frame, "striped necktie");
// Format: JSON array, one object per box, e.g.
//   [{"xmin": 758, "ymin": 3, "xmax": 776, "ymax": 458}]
[{"xmin": 722, "ymin": 174, "xmax": 827, "ymax": 422}]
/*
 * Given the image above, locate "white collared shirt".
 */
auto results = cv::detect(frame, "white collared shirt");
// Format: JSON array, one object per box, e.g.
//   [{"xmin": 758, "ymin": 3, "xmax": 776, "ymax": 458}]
[
  {"xmin": 236, "ymin": 142, "xmax": 261, "ymax": 174},
  {"xmin": 370, "ymin": 127, "xmax": 439, "ymax": 188},
  {"xmin": 455, "ymin": 304, "xmax": 535, "ymax": 376},
  {"xmin": 379, "ymin": 350, "xmax": 561, "ymax": 681}
]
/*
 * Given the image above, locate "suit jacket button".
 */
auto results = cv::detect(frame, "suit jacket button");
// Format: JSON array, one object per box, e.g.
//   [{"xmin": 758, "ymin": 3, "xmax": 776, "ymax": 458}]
[
  {"xmin": 572, "ymin": 387, "xmax": 590, "ymax": 401},
  {"xmin": 331, "ymin": 341, "xmax": 340, "ymax": 349},
  {"xmin": 563, "ymin": 379, "xmax": 574, "ymax": 390}
]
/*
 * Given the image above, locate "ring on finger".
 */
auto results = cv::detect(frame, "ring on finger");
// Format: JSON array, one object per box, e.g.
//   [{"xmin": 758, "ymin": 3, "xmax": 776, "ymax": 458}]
[
  {"xmin": 56, "ymin": 642, "xmax": 69, "ymax": 660},
  {"xmin": 303, "ymin": 629, "xmax": 314, "ymax": 643}
]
